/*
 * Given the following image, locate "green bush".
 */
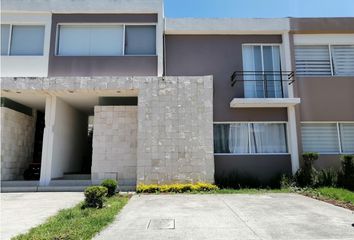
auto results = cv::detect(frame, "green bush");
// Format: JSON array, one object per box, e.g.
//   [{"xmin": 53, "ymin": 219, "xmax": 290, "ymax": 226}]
[
  {"xmin": 101, "ymin": 179, "xmax": 118, "ymax": 197},
  {"xmin": 280, "ymin": 174, "xmax": 295, "ymax": 189},
  {"xmin": 295, "ymin": 152, "xmax": 319, "ymax": 187},
  {"xmin": 316, "ymin": 168, "xmax": 337, "ymax": 187},
  {"xmin": 136, "ymin": 183, "xmax": 218, "ymax": 193},
  {"xmin": 84, "ymin": 186, "xmax": 107, "ymax": 208},
  {"xmin": 337, "ymin": 155, "xmax": 354, "ymax": 191}
]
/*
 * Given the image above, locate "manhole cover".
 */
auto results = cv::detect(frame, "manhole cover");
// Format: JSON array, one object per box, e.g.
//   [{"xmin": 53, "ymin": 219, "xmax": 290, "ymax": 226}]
[{"xmin": 147, "ymin": 219, "xmax": 175, "ymax": 230}]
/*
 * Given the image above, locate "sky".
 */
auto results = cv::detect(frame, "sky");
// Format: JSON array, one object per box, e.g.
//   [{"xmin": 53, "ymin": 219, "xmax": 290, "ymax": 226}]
[{"xmin": 164, "ymin": 0, "xmax": 354, "ymax": 18}]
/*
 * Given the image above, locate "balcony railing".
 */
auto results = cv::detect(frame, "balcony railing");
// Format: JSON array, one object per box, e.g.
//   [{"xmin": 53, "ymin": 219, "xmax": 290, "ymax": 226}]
[{"xmin": 230, "ymin": 71, "xmax": 295, "ymax": 98}]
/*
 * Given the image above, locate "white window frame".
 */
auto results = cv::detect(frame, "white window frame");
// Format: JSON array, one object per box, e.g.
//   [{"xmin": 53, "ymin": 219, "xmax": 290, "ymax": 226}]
[
  {"xmin": 242, "ymin": 43, "xmax": 285, "ymax": 73},
  {"xmin": 1, "ymin": 24, "xmax": 45, "ymax": 56},
  {"xmin": 214, "ymin": 121, "xmax": 290, "ymax": 155},
  {"xmin": 55, "ymin": 23, "xmax": 157, "ymax": 57},
  {"xmin": 295, "ymin": 44, "xmax": 354, "ymax": 77},
  {"xmin": 301, "ymin": 121, "xmax": 354, "ymax": 154}
]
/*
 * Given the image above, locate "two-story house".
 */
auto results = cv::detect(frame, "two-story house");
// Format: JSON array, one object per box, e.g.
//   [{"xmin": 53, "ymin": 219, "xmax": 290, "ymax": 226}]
[{"xmin": 1, "ymin": 0, "xmax": 353, "ymax": 191}]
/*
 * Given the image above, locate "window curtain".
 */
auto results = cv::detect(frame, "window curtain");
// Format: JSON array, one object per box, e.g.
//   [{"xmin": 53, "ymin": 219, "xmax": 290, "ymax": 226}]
[
  {"xmin": 250, "ymin": 123, "xmax": 287, "ymax": 153},
  {"xmin": 242, "ymin": 45, "xmax": 283, "ymax": 98},
  {"xmin": 214, "ymin": 124, "xmax": 230, "ymax": 153},
  {"xmin": 228, "ymin": 123, "xmax": 249, "ymax": 153}
]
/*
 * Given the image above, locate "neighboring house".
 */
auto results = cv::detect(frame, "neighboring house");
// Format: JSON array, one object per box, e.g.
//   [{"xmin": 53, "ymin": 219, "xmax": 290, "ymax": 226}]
[{"xmin": 1, "ymin": 0, "xmax": 353, "ymax": 190}]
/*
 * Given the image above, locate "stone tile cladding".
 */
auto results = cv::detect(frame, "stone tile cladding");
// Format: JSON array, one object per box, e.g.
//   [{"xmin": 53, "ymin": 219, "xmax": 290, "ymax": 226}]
[
  {"xmin": 1, "ymin": 76, "xmax": 214, "ymax": 184},
  {"xmin": 1, "ymin": 107, "xmax": 35, "ymax": 180},
  {"xmin": 92, "ymin": 106, "xmax": 138, "ymax": 186}
]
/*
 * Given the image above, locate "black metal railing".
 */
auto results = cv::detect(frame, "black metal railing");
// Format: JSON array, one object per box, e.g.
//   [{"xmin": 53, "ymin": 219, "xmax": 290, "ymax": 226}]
[{"xmin": 230, "ymin": 71, "xmax": 295, "ymax": 98}]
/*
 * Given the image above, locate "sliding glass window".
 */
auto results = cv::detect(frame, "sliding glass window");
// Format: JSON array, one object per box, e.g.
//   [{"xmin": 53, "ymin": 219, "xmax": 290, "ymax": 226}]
[{"xmin": 214, "ymin": 123, "xmax": 288, "ymax": 154}]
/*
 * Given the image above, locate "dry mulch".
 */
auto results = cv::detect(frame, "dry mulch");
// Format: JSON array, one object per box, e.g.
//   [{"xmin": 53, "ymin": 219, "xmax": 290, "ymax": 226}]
[{"xmin": 301, "ymin": 192, "xmax": 354, "ymax": 211}]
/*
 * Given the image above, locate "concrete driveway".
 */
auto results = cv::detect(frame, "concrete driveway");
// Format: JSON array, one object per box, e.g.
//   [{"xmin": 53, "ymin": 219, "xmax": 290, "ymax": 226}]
[
  {"xmin": 1, "ymin": 192, "xmax": 83, "ymax": 240},
  {"xmin": 95, "ymin": 193, "xmax": 354, "ymax": 240}
]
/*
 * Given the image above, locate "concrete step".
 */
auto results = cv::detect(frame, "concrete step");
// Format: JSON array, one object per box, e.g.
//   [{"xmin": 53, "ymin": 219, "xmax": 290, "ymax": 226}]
[
  {"xmin": 49, "ymin": 180, "xmax": 92, "ymax": 186},
  {"xmin": 1, "ymin": 180, "xmax": 39, "ymax": 187},
  {"xmin": 62, "ymin": 174, "xmax": 91, "ymax": 180}
]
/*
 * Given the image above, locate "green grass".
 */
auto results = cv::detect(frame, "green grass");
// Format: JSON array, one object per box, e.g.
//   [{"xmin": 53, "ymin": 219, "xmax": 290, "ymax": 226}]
[
  {"xmin": 314, "ymin": 187, "xmax": 354, "ymax": 204},
  {"xmin": 12, "ymin": 195, "xmax": 129, "ymax": 240}
]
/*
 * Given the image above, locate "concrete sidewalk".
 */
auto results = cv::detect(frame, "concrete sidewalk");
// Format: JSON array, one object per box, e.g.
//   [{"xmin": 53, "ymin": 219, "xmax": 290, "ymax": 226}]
[
  {"xmin": 1, "ymin": 192, "xmax": 83, "ymax": 240},
  {"xmin": 94, "ymin": 193, "xmax": 354, "ymax": 240}
]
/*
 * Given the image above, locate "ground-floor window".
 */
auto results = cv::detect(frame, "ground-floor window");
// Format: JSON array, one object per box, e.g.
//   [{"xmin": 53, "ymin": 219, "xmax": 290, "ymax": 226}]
[
  {"xmin": 301, "ymin": 122, "xmax": 354, "ymax": 154},
  {"xmin": 214, "ymin": 122, "xmax": 288, "ymax": 154}
]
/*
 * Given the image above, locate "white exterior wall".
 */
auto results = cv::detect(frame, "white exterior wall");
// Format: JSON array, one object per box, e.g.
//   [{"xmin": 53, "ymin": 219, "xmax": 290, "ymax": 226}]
[
  {"xmin": 0, "ymin": 107, "xmax": 36, "ymax": 180},
  {"xmin": 0, "ymin": 12, "xmax": 52, "ymax": 77},
  {"xmin": 40, "ymin": 96, "xmax": 88, "ymax": 182},
  {"xmin": 92, "ymin": 106, "xmax": 138, "ymax": 186}
]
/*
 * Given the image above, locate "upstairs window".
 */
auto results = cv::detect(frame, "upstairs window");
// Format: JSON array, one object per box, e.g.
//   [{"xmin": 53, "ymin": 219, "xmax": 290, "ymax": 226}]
[
  {"xmin": 295, "ymin": 45, "xmax": 354, "ymax": 76},
  {"xmin": 1, "ymin": 25, "xmax": 45, "ymax": 56},
  {"xmin": 125, "ymin": 26, "xmax": 156, "ymax": 55},
  {"xmin": 57, "ymin": 25, "xmax": 124, "ymax": 56},
  {"xmin": 57, "ymin": 24, "xmax": 156, "ymax": 56}
]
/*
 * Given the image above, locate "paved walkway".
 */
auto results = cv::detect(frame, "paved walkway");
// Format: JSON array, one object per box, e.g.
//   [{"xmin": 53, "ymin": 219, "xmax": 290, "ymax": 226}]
[
  {"xmin": 1, "ymin": 192, "xmax": 83, "ymax": 240},
  {"xmin": 95, "ymin": 193, "xmax": 354, "ymax": 240}
]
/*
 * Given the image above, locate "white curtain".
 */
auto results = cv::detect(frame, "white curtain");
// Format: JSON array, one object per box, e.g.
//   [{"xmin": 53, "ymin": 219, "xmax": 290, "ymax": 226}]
[
  {"xmin": 250, "ymin": 123, "xmax": 287, "ymax": 153},
  {"xmin": 243, "ymin": 45, "xmax": 284, "ymax": 98},
  {"xmin": 228, "ymin": 123, "xmax": 249, "ymax": 153}
]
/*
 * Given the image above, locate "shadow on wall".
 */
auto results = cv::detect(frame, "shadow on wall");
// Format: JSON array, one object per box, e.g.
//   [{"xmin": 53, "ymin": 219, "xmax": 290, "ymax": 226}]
[{"xmin": 215, "ymin": 171, "xmax": 284, "ymax": 189}]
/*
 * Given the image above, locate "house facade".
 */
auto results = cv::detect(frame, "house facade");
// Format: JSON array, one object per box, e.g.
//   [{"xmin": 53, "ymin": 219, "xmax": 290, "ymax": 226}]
[{"xmin": 1, "ymin": 0, "xmax": 353, "ymax": 190}]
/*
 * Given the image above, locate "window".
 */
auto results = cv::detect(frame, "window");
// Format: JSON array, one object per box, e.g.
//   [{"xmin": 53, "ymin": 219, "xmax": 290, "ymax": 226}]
[
  {"xmin": 214, "ymin": 123, "xmax": 288, "ymax": 154},
  {"xmin": 125, "ymin": 26, "xmax": 156, "ymax": 55},
  {"xmin": 301, "ymin": 122, "xmax": 354, "ymax": 153},
  {"xmin": 242, "ymin": 45, "xmax": 286, "ymax": 98},
  {"xmin": 295, "ymin": 45, "xmax": 354, "ymax": 76},
  {"xmin": 57, "ymin": 24, "xmax": 156, "ymax": 56},
  {"xmin": 1, "ymin": 25, "xmax": 45, "ymax": 56},
  {"xmin": 1, "ymin": 24, "xmax": 10, "ymax": 55},
  {"xmin": 57, "ymin": 25, "xmax": 124, "ymax": 56}
]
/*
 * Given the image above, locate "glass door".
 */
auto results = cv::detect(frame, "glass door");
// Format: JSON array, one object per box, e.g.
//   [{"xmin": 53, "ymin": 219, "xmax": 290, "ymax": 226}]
[{"xmin": 242, "ymin": 45, "xmax": 285, "ymax": 98}]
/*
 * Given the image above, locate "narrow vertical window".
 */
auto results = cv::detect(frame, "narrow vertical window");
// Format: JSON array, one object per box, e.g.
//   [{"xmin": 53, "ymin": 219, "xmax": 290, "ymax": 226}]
[
  {"xmin": 331, "ymin": 45, "xmax": 354, "ymax": 76},
  {"xmin": 340, "ymin": 123, "xmax": 354, "ymax": 153},
  {"xmin": 1, "ymin": 24, "xmax": 10, "ymax": 55}
]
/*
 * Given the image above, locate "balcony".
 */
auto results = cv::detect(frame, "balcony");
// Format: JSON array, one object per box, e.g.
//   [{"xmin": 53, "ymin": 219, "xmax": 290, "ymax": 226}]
[{"xmin": 230, "ymin": 71, "xmax": 300, "ymax": 108}]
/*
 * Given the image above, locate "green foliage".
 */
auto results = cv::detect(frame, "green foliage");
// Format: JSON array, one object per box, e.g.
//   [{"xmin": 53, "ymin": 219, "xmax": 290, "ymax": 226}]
[
  {"xmin": 13, "ymin": 196, "xmax": 129, "ymax": 240},
  {"xmin": 136, "ymin": 182, "xmax": 219, "ymax": 193},
  {"xmin": 337, "ymin": 155, "xmax": 354, "ymax": 191},
  {"xmin": 101, "ymin": 179, "xmax": 118, "ymax": 197},
  {"xmin": 295, "ymin": 152, "xmax": 319, "ymax": 187},
  {"xmin": 280, "ymin": 174, "xmax": 295, "ymax": 189},
  {"xmin": 316, "ymin": 168, "xmax": 338, "ymax": 187},
  {"xmin": 84, "ymin": 186, "xmax": 108, "ymax": 208}
]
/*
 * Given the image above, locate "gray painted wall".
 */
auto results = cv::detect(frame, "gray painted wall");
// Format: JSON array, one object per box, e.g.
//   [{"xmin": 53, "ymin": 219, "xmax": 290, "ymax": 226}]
[
  {"xmin": 48, "ymin": 14, "xmax": 158, "ymax": 77},
  {"xmin": 214, "ymin": 155, "xmax": 292, "ymax": 182},
  {"xmin": 165, "ymin": 35, "xmax": 288, "ymax": 122}
]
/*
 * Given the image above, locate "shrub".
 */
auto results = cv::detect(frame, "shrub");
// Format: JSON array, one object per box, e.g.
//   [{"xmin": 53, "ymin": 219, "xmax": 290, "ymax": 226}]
[
  {"xmin": 280, "ymin": 174, "xmax": 295, "ymax": 189},
  {"xmin": 84, "ymin": 186, "xmax": 107, "ymax": 208},
  {"xmin": 136, "ymin": 183, "xmax": 218, "ymax": 193},
  {"xmin": 295, "ymin": 152, "xmax": 319, "ymax": 187},
  {"xmin": 101, "ymin": 179, "xmax": 118, "ymax": 197},
  {"xmin": 316, "ymin": 168, "xmax": 338, "ymax": 187},
  {"xmin": 337, "ymin": 155, "xmax": 354, "ymax": 191}
]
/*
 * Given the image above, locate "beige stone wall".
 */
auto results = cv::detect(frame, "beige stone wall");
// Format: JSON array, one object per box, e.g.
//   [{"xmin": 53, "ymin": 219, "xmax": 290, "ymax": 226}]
[
  {"xmin": 92, "ymin": 106, "xmax": 138, "ymax": 186},
  {"xmin": 1, "ymin": 107, "xmax": 36, "ymax": 180},
  {"xmin": 137, "ymin": 76, "xmax": 214, "ymax": 184},
  {"xmin": 2, "ymin": 76, "xmax": 215, "ymax": 185}
]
